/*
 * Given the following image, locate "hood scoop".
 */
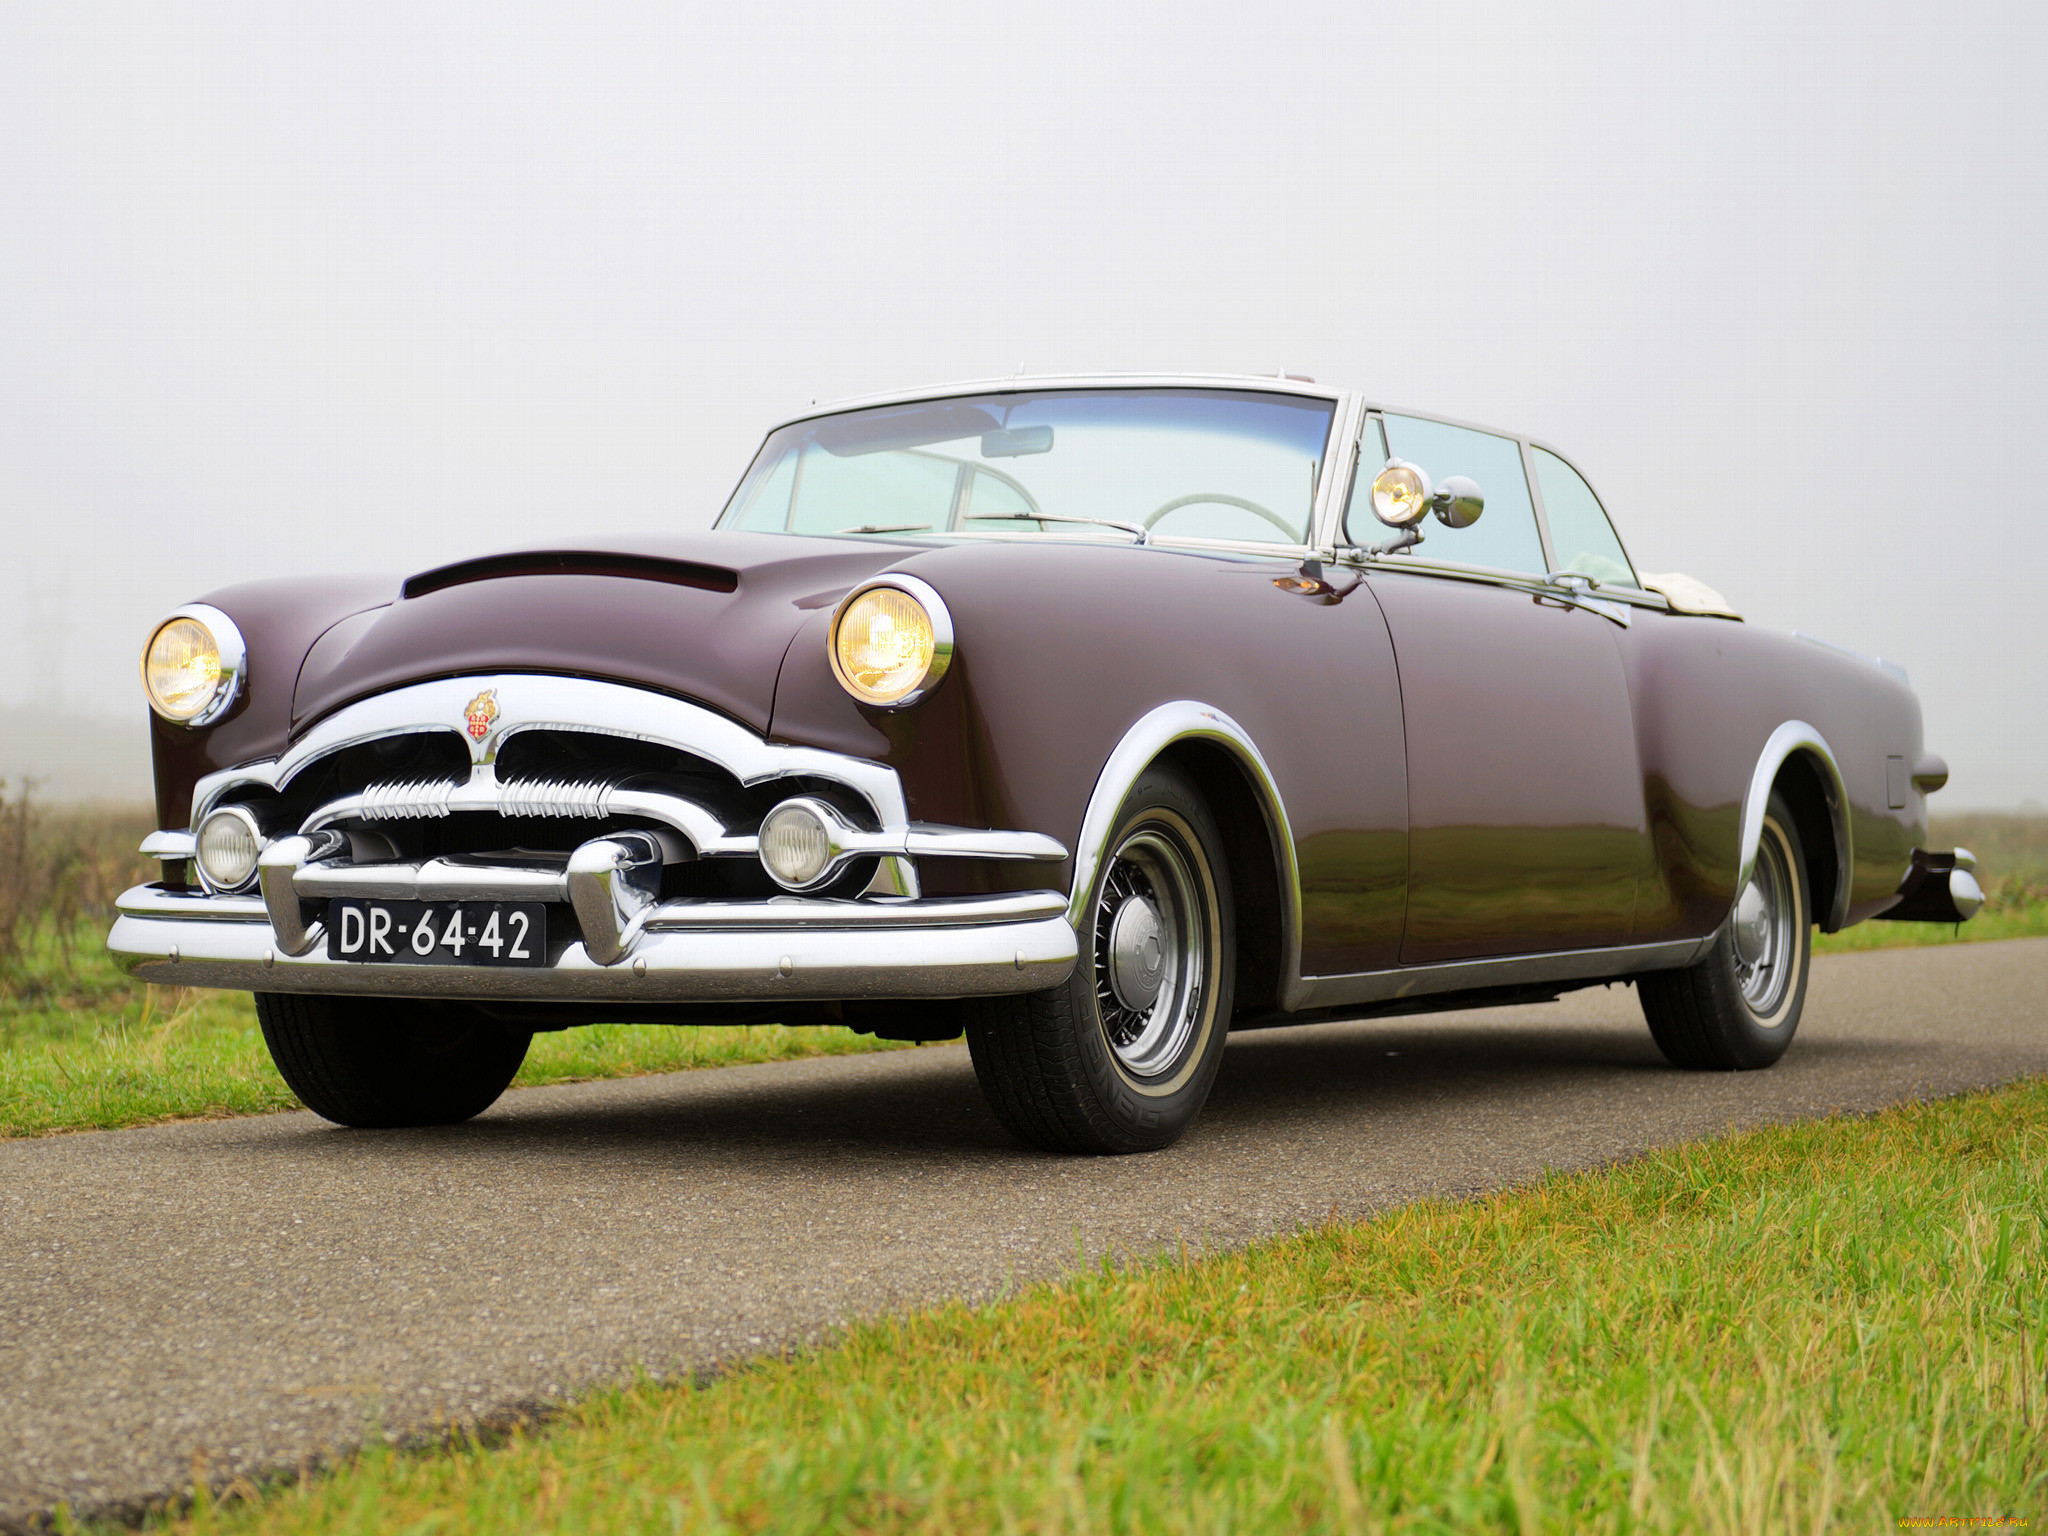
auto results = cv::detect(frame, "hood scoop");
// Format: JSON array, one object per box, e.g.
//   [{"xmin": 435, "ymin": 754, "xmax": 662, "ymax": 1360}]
[{"xmin": 402, "ymin": 549, "xmax": 739, "ymax": 600}]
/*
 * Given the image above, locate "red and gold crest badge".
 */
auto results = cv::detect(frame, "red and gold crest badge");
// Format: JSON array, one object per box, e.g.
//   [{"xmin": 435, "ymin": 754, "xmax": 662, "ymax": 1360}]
[{"xmin": 463, "ymin": 688, "xmax": 500, "ymax": 743}]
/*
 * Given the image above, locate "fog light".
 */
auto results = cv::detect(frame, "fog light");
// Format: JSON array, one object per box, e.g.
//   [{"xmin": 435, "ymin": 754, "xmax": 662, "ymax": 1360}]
[
  {"xmin": 759, "ymin": 800, "xmax": 834, "ymax": 889},
  {"xmin": 196, "ymin": 806, "xmax": 266, "ymax": 892}
]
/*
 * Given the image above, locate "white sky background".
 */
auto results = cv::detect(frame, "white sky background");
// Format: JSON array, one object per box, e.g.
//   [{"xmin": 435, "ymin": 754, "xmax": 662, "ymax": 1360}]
[{"xmin": 2, "ymin": 0, "xmax": 2043, "ymax": 807}]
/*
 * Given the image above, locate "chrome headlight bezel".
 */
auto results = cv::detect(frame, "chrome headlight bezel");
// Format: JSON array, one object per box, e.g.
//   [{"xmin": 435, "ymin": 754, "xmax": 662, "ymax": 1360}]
[
  {"xmin": 827, "ymin": 574, "xmax": 955, "ymax": 710},
  {"xmin": 141, "ymin": 603, "xmax": 248, "ymax": 727}
]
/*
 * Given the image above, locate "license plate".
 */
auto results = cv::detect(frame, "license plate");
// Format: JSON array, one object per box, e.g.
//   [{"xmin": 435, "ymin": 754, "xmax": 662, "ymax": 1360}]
[{"xmin": 326, "ymin": 900, "xmax": 548, "ymax": 967}]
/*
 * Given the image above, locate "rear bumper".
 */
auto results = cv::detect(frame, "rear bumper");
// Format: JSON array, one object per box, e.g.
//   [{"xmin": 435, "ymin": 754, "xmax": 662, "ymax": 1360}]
[
  {"xmin": 108, "ymin": 885, "xmax": 1079, "ymax": 1002},
  {"xmin": 1876, "ymin": 847, "xmax": 1984, "ymax": 924}
]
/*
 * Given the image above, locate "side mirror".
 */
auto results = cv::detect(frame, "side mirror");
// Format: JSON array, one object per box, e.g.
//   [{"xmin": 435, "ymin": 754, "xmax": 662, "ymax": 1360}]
[{"xmin": 1431, "ymin": 475, "xmax": 1483, "ymax": 529}]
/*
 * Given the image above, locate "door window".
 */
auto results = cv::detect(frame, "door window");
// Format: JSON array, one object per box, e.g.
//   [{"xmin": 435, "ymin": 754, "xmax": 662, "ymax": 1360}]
[
  {"xmin": 1379, "ymin": 415, "xmax": 1547, "ymax": 575},
  {"xmin": 1532, "ymin": 447, "xmax": 1636, "ymax": 587}
]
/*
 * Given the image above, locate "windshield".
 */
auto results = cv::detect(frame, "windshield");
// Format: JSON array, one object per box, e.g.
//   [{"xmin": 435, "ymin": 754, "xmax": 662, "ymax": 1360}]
[{"xmin": 717, "ymin": 388, "xmax": 1336, "ymax": 547}]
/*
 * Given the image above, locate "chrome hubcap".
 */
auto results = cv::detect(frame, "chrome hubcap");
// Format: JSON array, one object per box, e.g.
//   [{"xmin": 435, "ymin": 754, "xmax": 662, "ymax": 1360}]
[
  {"xmin": 1093, "ymin": 827, "xmax": 1204, "ymax": 1078},
  {"xmin": 1733, "ymin": 830, "xmax": 1796, "ymax": 1019},
  {"xmin": 1107, "ymin": 894, "xmax": 1171, "ymax": 1011}
]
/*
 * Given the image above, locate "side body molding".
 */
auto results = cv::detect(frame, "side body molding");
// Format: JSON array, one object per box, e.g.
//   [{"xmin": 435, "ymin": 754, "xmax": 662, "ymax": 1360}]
[
  {"xmin": 1739, "ymin": 720, "xmax": 1853, "ymax": 933},
  {"xmin": 1066, "ymin": 702, "xmax": 1302, "ymax": 987}
]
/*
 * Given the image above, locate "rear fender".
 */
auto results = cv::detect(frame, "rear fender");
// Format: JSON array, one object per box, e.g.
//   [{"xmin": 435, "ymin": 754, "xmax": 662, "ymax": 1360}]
[{"xmin": 1739, "ymin": 721, "xmax": 1852, "ymax": 932}]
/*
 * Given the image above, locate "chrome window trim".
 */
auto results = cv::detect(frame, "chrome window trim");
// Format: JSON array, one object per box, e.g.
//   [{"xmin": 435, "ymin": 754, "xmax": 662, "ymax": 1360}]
[
  {"xmin": 756, "ymin": 373, "xmax": 1348, "ymax": 442},
  {"xmin": 730, "ymin": 377, "xmax": 1353, "ymax": 557},
  {"xmin": 143, "ymin": 603, "xmax": 248, "ymax": 727},
  {"xmin": 1522, "ymin": 436, "xmax": 1645, "ymax": 589},
  {"xmin": 1521, "ymin": 438, "xmax": 1560, "ymax": 575}
]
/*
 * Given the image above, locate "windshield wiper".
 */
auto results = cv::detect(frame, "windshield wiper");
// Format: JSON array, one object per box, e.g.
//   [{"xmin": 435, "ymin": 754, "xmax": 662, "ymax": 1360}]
[
  {"xmin": 834, "ymin": 522, "xmax": 932, "ymax": 536},
  {"xmin": 964, "ymin": 512, "xmax": 1150, "ymax": 546}
]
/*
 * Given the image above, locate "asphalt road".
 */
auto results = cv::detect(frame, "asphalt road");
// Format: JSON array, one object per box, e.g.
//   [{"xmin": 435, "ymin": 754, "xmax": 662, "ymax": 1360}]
[{"xmin": 4, "ymin": 938, "xmax": 2046, "ymax": 1526}]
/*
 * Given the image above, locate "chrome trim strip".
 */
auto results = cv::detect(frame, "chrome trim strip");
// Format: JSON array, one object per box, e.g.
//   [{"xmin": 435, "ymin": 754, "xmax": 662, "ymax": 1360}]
[
  {"xmin": 108, "ymin": 899, "xmax": 1078, "ymax": 1002},
  {"xmin": 113, "ymin": 886, "xmax": 271, "ymax": 923},
  {"xmin": 1292, "ymin": 937, "xmax": 1710, "ymax": 1011},
  {"xmin": 1738, "ymin": 721, "xmax": 1853, "ymax": 933},
  {"xmin": 294, "ymin": 858, "xmax": 573, "ymax": 903},
  {"xmin": 139, "ymin": 830, "xmax": 197, "ymax": 860},
  {"xmin": 643, "ymin": 891, "xmax": 1067, "ymax": 931},
  {"xmin": 1069, "ymin": 702, "xmax": 1302, "ymax": 995},
  {"xmin": 903, "ymin": 826, "xmax": 1066, "ymax": 861}
]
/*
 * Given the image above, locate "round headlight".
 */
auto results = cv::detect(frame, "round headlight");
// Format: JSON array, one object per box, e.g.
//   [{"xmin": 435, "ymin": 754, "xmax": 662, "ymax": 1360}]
[
  {"xmin": 195, "ymin": 805, "xmax": 265, "ymax": 892},
  {"xmin": 1370, "ymin": 461, "xmax": 1432, "ymax": 528},
  {"xmin": 141, "ymin": 605, "xmax": 246, "ymax": 724},
  {"xmin": 829, "ymin": 576, "xmax": 953, "ymax": 708},
  {"xmin": 759, "ymin": 800, "xmax": 833, "ymax": 889}
]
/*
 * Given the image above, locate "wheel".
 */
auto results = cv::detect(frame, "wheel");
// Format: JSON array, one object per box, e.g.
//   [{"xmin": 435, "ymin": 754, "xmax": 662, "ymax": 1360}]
[
  {"xmin": 1639, "ymin": 791, "xmax": 1811, "ymax": 1070},
  {"xmin": 964, "ymin": 764, "xmax": 1234, "ymax": 1153},
  {"xmin": 255, "ymin": 993, "xmax": 532, "ymax": 1128}
]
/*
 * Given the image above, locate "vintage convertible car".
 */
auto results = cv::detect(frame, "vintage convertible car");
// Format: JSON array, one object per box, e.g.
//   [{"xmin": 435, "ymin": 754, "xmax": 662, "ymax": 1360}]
[{"xmin": 108, "ymin": 375, "xmax": 1982, "ymax": 1152}]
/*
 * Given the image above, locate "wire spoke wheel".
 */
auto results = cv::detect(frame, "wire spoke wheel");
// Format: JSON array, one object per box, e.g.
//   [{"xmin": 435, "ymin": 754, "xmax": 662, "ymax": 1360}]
[{"xmin": 1092, "ymin": 827, "xmax": 1205, "ymax": 1080}]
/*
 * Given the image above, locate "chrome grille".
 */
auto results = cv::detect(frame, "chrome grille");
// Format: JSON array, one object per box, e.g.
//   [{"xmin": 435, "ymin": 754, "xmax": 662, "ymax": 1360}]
[
  {"xmin": 495, "ymin": 777, "xmax": 613, "ymax": 818},
  {"xmin": 354, "ymin": 778, "xmax": 460, "ymax": 821}
]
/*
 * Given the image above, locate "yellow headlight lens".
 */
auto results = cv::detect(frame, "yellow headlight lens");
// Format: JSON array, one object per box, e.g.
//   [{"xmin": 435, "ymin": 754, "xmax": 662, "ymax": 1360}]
[
  {"xmin": 833, "ymin": 586, "xmax": 938, "ymax": 705},
  {"xmin": 143, "ymin": 616, "xmax": 224, "ymax": 721}
]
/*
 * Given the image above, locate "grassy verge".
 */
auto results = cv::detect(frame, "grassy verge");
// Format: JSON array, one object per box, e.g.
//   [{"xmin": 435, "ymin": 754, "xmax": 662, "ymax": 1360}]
[
  {"xmin": 5, "ymin": 800, "xmax": 2045, "ymax": 1137},
  {"xmin": 102, "ymin": 1076, "xmax": 2048, "ymax": 1534},
  {"xmin": 1814, "ymin": 878, "xmax": 2048, "ymax": 954},
  {"xmin": 0, "ymin": 929, "xmax": 907, "ymax": 1137},
  {"xmin": 0, "ymin": 971, "xmax": 908, "ymax": 1138}
]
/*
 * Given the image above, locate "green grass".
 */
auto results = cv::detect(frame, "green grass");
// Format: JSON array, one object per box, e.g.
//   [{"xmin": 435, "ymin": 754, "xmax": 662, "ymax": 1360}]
[
  {"xmin": 0, "ymin": 921, "xmax": 909, "ymax": 1138},
  {"xmin": 101, "ymin": 1076, "xmax": 2048, "ymax": 1535},
  {"xmin": 1815, "ymin": 880, "xmax": 2048, "ymax": 954}
]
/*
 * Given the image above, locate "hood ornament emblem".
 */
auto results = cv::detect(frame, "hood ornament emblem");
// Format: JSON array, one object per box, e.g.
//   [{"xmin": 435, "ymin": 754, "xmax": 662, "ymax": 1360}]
[{"xmin": 463, "ymin": 688, "xmax": 500, "ymax": 743}]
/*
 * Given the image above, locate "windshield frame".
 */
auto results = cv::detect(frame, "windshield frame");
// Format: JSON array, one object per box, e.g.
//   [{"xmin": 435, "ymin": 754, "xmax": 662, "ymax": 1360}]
[{"xmin": 715, "ymin": 377, "xmax": 1353, "ymax": 561}]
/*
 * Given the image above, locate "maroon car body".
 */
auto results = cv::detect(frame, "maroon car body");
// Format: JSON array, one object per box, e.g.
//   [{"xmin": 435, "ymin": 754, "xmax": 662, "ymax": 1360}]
[{"xmin": 110, "ymin": 375, "xmax": 1980, "ymax": 1151}]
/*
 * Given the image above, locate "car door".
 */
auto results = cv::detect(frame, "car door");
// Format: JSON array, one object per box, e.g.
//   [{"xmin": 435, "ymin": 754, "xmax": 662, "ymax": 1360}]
[{"xmin": 1357, "ymin": 413, "xmax": 1649, "ymax": 964}]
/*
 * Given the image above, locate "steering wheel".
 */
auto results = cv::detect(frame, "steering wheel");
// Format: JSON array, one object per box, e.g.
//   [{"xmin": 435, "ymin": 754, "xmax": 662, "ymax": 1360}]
[{"xmin": 1143, "ymin": 492, "xmax": 1301, "ymax": 540}]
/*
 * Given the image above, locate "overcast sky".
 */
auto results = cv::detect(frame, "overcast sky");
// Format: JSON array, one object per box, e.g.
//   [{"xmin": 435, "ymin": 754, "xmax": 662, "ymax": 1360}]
[{"xmin": 3, "ymin": 0, "xmax": 2043, "ymax": 807}]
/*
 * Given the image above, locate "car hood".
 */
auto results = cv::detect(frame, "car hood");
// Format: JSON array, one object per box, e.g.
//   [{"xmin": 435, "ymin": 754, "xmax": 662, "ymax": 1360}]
[{"xmin": 290, "ymin": 531, "xmax": 912, "ymax": 735}]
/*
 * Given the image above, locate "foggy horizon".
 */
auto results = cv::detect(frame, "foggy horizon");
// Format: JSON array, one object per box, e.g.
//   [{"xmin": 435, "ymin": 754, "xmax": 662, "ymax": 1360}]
[{"xmin": 5, "ymin": 1, "xmax": 2043, "ymax": 807}]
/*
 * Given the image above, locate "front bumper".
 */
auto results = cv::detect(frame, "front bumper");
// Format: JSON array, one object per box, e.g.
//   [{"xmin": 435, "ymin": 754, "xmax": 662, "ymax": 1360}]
[{"xmin": 108, "ymin": 885, "xmax": 1078, "ymax": 1002}]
